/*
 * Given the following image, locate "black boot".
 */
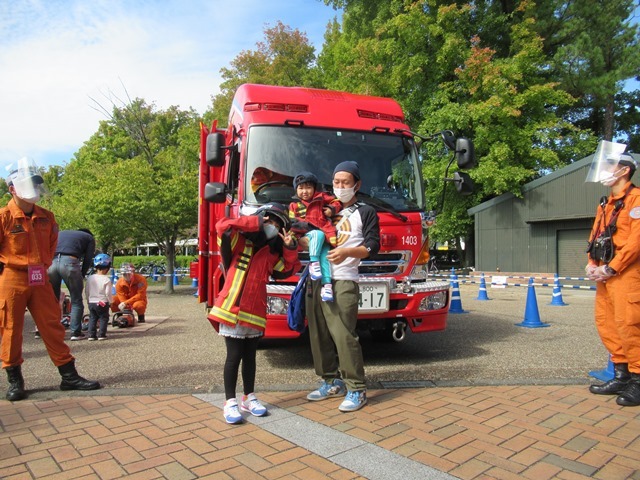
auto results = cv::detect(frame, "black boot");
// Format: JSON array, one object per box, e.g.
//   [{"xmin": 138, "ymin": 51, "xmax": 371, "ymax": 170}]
[
  {"xmin": 58, "ymin": 360, "xmax": 101, "ymax": 391},
  {"xmin": 5, "ymin": 366, "xmax": 27, "ymax": 401},
  {"xmin": 137, "ymin": 314, "xmax": 145, "ymax": 323},
  {"xmin": 589, "ymin": 363, "xmax": 630, "ymax": 395},
  {"xmin": 617, "ymin": 373, "xmax": 640, "ymax": 407}
]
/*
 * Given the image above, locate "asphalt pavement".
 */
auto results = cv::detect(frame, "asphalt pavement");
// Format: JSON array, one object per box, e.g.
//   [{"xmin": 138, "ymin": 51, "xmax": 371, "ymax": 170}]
[{"xmin": 17, "ymin": 280, "xmax": 606, "ymax": 398}]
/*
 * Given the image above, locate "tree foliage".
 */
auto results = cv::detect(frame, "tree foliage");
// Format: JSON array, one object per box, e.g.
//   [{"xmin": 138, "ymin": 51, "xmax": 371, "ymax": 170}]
[
  {"xmin": 54, "ymin": 98, "xmax": 200, "ymax": 292},
  {"xmin": 317, "ymin": 0, "xmax": 637, "ymax": 258},
  {"xmin": 210, "ymin": 21, "xmax": 318, "ymax": 124}
]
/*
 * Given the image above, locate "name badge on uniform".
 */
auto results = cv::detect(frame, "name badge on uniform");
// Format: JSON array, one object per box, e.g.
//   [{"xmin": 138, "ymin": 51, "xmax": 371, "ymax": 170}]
[
  {"xmin": 28, "ymin": 264, "xmax": 46, "ymax": 286},
  {"xmin": 630, "ymin": 206, "xmax": 640, "ymax": 219}
]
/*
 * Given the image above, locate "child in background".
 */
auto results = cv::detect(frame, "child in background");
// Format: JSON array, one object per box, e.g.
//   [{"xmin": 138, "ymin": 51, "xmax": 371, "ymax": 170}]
[
  {"xmin": 84, "ymin": 254, "xmax": 113, "ymax": 341},
  {"xmin": 289, "ymin": 171, "xmax": 342, "ymax": 302}
]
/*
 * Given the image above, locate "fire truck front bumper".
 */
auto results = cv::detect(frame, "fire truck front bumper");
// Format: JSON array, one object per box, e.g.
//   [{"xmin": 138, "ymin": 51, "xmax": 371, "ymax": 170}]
[{"xmin": 264, "ymin": 278, "xmax": 450, "ymax": 339}]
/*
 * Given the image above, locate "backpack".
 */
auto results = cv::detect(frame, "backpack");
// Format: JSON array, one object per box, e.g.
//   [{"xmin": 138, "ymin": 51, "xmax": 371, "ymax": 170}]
[{"xmin": 287, "ymin": 265, "xmax": 309, "ymax": 333}]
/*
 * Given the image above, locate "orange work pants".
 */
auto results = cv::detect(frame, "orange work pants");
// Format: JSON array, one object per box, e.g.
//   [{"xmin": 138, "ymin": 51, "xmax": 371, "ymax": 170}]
[
  {"xmin": 594, "ymin": 265, "xmax": 640, "ymax": 374},
  {"xmin": 0, "ymin": 268, "xmax": 74, "ymax": 368},
  {"xmin": 110, "ymin": 297, "xmax": 147, "ymax": 316}
]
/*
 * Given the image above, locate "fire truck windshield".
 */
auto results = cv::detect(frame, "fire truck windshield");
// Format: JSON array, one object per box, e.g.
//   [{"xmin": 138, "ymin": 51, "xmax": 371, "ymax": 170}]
[{"xmin": 245, "ymin": 125, "xmax": 425, "ymax": 211}]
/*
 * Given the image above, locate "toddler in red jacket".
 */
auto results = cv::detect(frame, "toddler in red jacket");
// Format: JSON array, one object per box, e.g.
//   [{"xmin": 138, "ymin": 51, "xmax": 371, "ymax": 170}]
[{"xmin": 289, "ymin": 172, "xmax": 342, "ymax": 302}]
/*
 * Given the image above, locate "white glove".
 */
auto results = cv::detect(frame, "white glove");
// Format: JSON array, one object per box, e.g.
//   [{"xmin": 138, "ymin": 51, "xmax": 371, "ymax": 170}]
[
  {"xmin": 585, "ymin": 264, "xmax": 597, "ymax": 277},
  {"xmin": 589, "ymin": 265, "xmax": 614, "ymax": 282},
  {"xmin": 118, "ymin": 302, "xmax": 127, "ymax": 311}
]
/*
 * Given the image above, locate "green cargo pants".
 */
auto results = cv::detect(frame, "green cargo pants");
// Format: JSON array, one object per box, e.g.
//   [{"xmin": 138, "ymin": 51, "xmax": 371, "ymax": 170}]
[{"xmin": 306, "ymin": 280, "xmax": 366, "ymax": 391}]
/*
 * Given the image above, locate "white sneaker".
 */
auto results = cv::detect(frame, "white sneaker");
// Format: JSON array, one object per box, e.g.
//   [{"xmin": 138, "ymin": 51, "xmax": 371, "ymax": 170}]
[
  {"xmin": 309, "ymin": 262, "xmax": 322, "ymax": 280},
  {"xmin": 240, "ymin": 393, "xmax": 267, "ymax": 416},
  {"xmin": 321, "ymin": 283, "xmax": 334, "ymax": 302},
  {"xmin": 223, "ymin": 399, "xmax": 243, "ymax": 424}
]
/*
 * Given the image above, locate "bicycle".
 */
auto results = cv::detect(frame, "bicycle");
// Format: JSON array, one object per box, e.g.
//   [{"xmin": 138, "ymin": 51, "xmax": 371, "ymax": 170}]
[
  {"xmin": 137, "ymin": 261, "xmax": 166, "ymax": 277},
  {"xmin": 428, "ymin": 257, "xmax": 439, "ymax": 274}
]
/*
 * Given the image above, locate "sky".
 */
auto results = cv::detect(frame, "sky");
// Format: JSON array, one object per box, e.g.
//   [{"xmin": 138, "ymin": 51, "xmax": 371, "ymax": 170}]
[{"xmin": 0, "ymin": 0, "xmax": 341, "ymax": 170}]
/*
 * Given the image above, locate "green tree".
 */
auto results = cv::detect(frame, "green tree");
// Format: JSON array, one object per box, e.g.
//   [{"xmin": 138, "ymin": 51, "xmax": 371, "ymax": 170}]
[
  {"xmin": 321, "ymin": 0, "xmax": 598, "ymax": 264},
  {"xmin": 210, "ymin": 21, "xmax": 317, "ymax": 124},
  {"xmin": 543, "ymin": 0, "xmax": 640, "ymax": 141},
  {"xmin": 55, "ymin": 99, "xmax": 200, "ymax": 293},
  {"xmin": 422, "ymin": 1, "xmax": 596, "ymax": 253}
]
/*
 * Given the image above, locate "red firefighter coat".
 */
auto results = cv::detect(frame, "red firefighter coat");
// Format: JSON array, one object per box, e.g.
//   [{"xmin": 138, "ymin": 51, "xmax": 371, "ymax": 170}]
[
  {"xmin": 289, "ymin": 192, "xmax": 342, "ymax": 247},
  {"xmin": 207, "ymin": 215, "xmax": 300, "ymax": 332}
]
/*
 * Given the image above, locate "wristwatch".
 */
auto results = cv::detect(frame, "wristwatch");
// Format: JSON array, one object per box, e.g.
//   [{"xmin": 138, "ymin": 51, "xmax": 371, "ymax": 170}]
[{"xmin": 604, "ymin": 265, "xmax": 617, "ymax": 275}]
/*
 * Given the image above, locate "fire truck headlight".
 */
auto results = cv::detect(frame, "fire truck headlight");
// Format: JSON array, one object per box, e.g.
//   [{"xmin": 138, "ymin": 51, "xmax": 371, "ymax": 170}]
[
  {"xmin": 267, "ymin": 296, "xmax": 289, "ymax": 315},
  {"xmin": 418, "ymin": 291, "xmax": 447, "ymax": 311},
  {"xmin": 411, "ymin": 265, "xmax": 428, "ymax": 279}
]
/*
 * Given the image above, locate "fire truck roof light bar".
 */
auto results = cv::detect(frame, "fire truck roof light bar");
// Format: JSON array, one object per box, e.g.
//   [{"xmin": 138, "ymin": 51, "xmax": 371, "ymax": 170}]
[
  {"xmin": 357, "ymin": 109, "xmax": 404, "ymax": 123},
  {"xmin": 244, "ymin": 102, "xmax": 308, "ymax": 113}
]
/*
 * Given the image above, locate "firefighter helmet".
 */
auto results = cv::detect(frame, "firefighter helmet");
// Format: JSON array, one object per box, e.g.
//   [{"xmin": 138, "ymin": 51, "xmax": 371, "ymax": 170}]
[{"xmin": 255, "ymin": 202, "xmax": 290, "ymax": 230}]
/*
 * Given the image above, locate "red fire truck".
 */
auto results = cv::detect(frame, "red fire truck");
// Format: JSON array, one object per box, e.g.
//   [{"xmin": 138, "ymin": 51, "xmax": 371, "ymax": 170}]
[{"xmin": 198, "ymin": 84, "xmax": 475, "ymax": 342}]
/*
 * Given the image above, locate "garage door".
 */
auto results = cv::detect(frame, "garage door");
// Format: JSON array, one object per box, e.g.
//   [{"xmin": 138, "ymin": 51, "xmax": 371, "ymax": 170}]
[{"xmin": 557, "ymin": 229, "xmax": 591, "ymax": 277}]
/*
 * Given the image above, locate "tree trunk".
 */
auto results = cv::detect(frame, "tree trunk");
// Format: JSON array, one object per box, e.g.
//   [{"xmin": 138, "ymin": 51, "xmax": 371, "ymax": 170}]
[
  {"xmin": 164, "ymin": 241, "xmax": 176, "ymax": 294},
  {"xmin": 603, "ymin": 94, "xmax": 615, "ymax": 141}
]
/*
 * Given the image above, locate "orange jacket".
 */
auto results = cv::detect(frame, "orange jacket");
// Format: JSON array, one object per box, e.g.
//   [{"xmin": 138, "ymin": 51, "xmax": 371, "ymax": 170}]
[
  {"xmin": 588, "ymin": 181, "xmax": 640, "ymax": 273},
  {"xmin": 115, "ymin": 273, "xmax": 148, "ymax": 305},
  {"xmin": 0, "ymin": 199, "xmax": 58, "ymax": 269}
]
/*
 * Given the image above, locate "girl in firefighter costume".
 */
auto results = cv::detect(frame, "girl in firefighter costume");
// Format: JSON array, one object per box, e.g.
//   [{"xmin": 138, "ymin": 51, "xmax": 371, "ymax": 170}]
[{"xmin": 207, "ymin": 203, "xmax": 300, "ymax": 424}]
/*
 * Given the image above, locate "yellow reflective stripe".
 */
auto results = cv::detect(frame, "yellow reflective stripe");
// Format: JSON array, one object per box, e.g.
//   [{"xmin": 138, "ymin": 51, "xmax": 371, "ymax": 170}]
[
  {"xmin": 273, "ymin": 257, "xmax": 285, "ymax": 272},
  {"xmin": 209, "ymin": 306, "xmax": 238, "ymax": 325},
  {"xmin": 220, "ymin": 242, "xmax": 253, "ymax": 311},
  {"xmin": 217, "ymin": 230, "xmax": 240, "ymax": 250},
  {"xmin": 238, "ymin": 311, "xmax": 266, "ymax": 329},
  {"xmin": 237, "ymin": 251, "xmax": 250, "ymax": 271}
]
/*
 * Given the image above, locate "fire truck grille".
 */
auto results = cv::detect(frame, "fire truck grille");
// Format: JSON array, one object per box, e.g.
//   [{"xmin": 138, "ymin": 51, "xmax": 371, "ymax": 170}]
[
  {"xmin": 359, "ymin": 252, "xmax": 405, "ymax": 275},
  {"xmin": 299, "ymin": 251, "xmax": 408, "ymax": 276}
]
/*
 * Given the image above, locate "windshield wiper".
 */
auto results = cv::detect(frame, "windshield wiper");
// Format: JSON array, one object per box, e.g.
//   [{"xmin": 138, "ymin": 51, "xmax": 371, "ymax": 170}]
[{"xmin": 356, "ymin": 193, "xmax": 408, "ymax": 222}]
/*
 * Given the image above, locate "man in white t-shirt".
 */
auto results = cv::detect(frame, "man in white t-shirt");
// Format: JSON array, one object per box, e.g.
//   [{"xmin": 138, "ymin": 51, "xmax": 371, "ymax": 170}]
[{"xmin": 305, "ymin": 161, "xmax": 380, "ymax": 412}]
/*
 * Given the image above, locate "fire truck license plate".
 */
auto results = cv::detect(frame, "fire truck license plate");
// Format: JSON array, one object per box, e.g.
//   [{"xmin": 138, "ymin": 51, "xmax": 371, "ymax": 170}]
[{"xmin": 358, "ymin": 283, "xmax": 389, "ymax": 313}]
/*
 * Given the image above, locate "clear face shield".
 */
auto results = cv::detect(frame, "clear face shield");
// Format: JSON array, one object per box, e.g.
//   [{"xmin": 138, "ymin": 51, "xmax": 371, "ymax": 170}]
[
  {"xmin": 6, "ymin": 157, "xmax": 45, "ymax": 203},
  {"xmin": 120, "ymin": 264, "xmax": 135, "ymax": 281},
  {"xmin": 585, "ymin": 140, "xmax": 628, "ymax": 183}
]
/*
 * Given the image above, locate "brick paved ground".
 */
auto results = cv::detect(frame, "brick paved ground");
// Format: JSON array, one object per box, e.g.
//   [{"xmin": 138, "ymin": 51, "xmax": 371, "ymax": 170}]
[{"xmin": 2, "ymin": 385, "xmax": 639, "ymax": 479}]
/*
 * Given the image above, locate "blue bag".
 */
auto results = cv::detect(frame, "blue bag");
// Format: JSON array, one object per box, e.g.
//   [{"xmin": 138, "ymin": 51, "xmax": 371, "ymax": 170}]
[{"xmin": 287, "ymin": 265, "xmax": 309, "ymax": 333}]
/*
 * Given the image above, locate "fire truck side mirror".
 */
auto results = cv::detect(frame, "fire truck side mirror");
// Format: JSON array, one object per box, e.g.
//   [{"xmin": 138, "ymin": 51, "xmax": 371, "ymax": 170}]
[
  {"xmin": 204, "ymin": 182, "xmax": 227, "ymax": 203},
  {"xmin": 455, "ymin": 138, "xmax": 476, "ymax": 170},
  {"xmin": 206, "ymin": 133, "xmax": 226, "ymax": 167},
  {"xmin": 453, "ymin": 172, "xmax": 474, "ymax": 196}
]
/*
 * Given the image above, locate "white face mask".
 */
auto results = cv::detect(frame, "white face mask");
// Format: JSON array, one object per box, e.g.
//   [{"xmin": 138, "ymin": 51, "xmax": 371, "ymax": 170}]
[
  {"xmin": 334, "ymin": 186, "xmax": 356, "ymax": 203},
  {"xmin": 599, "ymin": 168, "xmax": 624, "ymax": 187},
  {"xmin": 263, "ymin": 223, "xmax": 279, "ymax": 240}
]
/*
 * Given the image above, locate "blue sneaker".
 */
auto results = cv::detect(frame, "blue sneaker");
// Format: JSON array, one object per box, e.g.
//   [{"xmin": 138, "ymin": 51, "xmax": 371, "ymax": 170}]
[
  {"xmin": 307, "ymin": 378, "xmax": 346, "ymax": 401},
  {"xmin": 309, "ymin": 262, "xmax": 322, "ymax": 281},
  {"xmin": 223, "ymin": 399, "xmax": 243, "ymax": 424},
  {"xmin": 339, "ymin": 390, "xmax": 367, "ymax": 412},
  {"xmin": 240, "ymin": 393, "xmax": 267, "ymax": 417}
]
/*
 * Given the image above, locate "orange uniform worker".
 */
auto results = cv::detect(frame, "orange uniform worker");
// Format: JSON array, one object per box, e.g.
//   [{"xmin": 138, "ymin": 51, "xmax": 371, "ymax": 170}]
[
  {"xmin": 0, "ymin": 158, "xmax": 100, "ymax": 401},
  {"xmin": 585, "ymin": 146, "xmax": 640, "ymax": 407},
  {"xmin": 111, "ymin": 262, "xmax": 148, "ymax": 322}
]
